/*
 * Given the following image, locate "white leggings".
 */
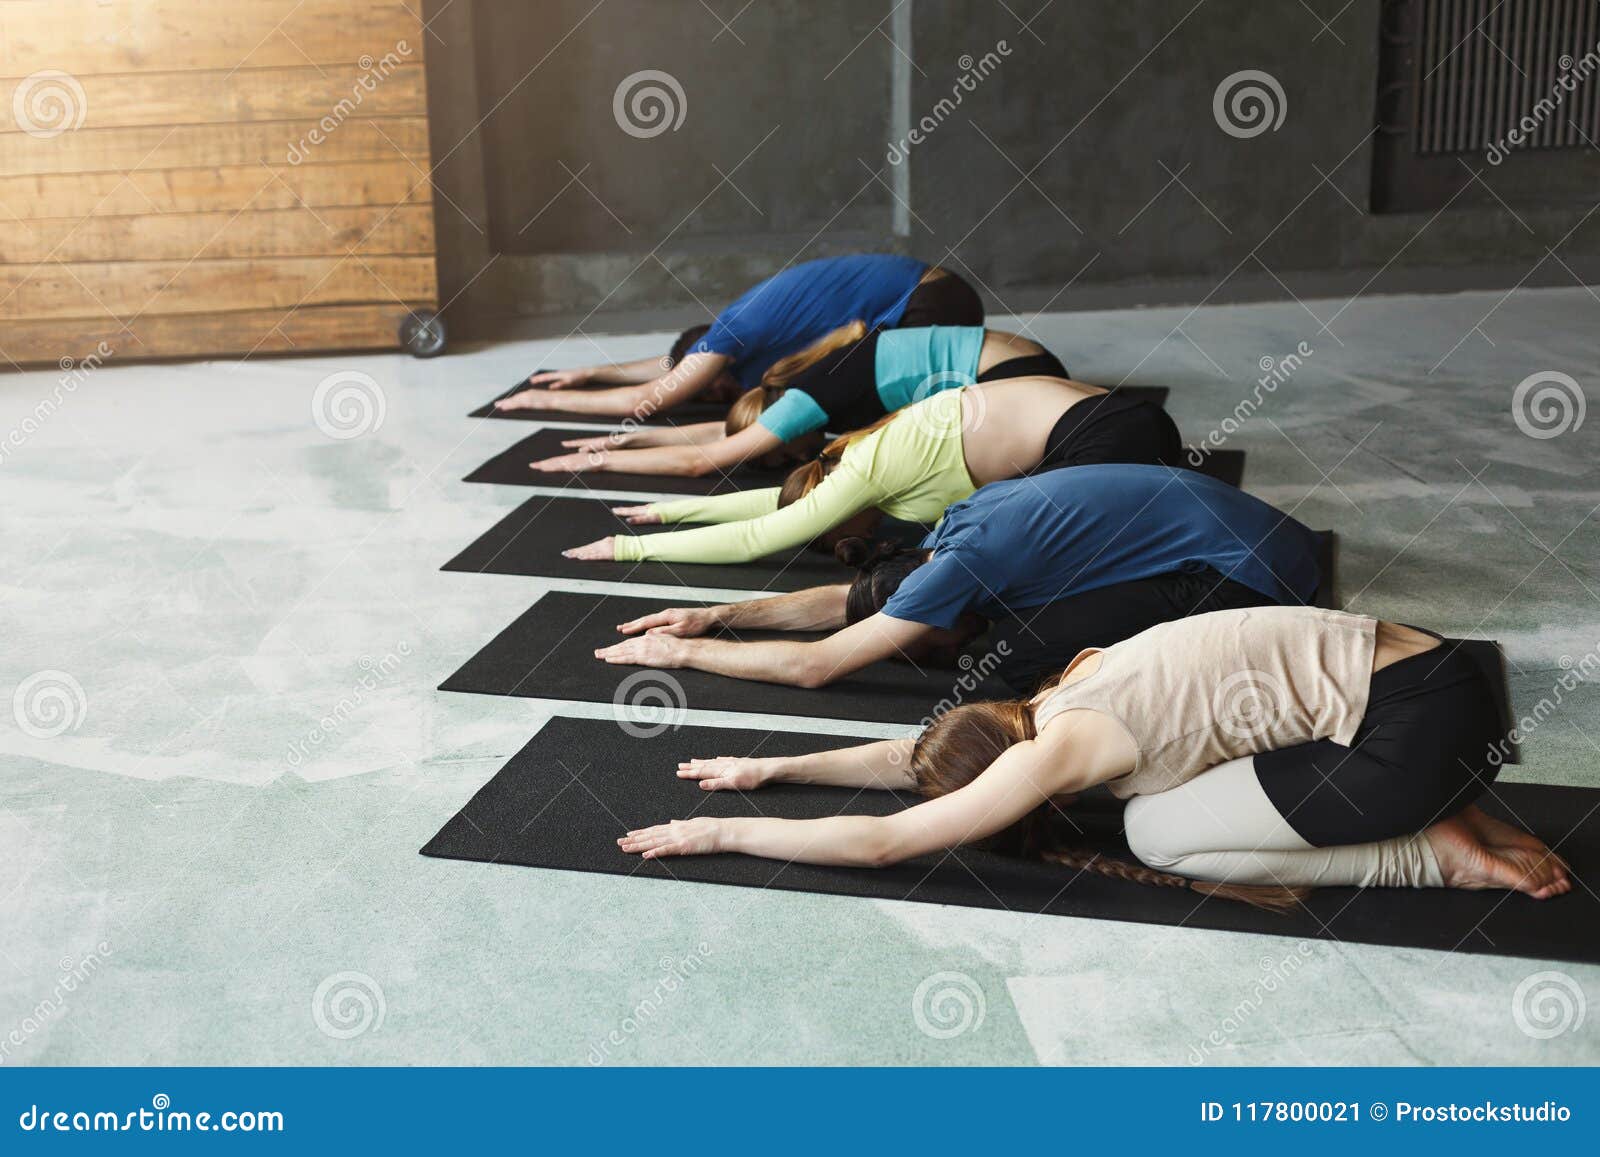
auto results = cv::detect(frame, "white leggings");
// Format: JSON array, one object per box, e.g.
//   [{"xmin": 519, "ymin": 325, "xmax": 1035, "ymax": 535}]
[{"xmin": 1123, "ymin": 757, "xmax": 1445, "ymax": 889}]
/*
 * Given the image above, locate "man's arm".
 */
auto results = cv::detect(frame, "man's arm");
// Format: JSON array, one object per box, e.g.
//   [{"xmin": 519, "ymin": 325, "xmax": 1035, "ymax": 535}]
[
  {"xmin": 498, "ymin": 352, "xmax": 731, "ymax": 417},
  {"xmin": 614, "ymin": 584, "xmax": 850, "ymax": 639},
  {"xmin": 596, "ymin": 612, "xmax": 930, "ymax": 688}
]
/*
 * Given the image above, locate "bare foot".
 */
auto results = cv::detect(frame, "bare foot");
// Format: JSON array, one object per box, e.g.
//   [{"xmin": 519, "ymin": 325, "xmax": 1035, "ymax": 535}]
[
  {"xmin": 1457, "ymin": 804, "xmax": 1565, "ymax": 865},
  {"xmin": 1424, "ymin": 813, "xmax": 1573, "ymax": 899}
]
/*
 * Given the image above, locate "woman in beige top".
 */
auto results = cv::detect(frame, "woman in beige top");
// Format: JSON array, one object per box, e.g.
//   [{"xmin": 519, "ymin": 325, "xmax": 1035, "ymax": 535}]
[{"xmin": 618, "ymin": 607, "xmax": 1571, "ymax": 908}]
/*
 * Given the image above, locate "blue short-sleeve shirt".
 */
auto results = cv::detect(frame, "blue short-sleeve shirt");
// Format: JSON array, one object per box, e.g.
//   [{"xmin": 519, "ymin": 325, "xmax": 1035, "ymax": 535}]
[
  {"xmin": 695, "ymin": 255, "xmax": 927, "ymax": 389},
  {"xmin": 882, "ymin": 465, "xmax": 1322, "ymax": 629}
]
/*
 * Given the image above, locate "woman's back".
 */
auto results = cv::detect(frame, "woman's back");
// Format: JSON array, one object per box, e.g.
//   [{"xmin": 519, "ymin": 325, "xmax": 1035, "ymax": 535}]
[
  {"xmin": 960, "ymin": 377, "xmax": 1108, "ymax": 484},
  {"xmin": 1032, "ymin": 606, "xmax": 1380, "ymax": 798}
]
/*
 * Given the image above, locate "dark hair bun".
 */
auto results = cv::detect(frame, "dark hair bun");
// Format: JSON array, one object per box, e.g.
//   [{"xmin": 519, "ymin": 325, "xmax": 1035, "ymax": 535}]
[{"xmin": 834, "ymin": 537, "xmax": 901, "ymax": 570}]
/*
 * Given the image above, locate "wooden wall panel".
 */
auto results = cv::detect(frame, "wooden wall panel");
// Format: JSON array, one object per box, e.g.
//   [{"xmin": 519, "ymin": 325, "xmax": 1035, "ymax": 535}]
[
  {"xmin": 0, "ymin": 119, "xmax": 432, "ymax": 176},
  {"xmin": 0, "ymin": 161, "xmax": 429, "ymax": 220},
  {"xmin": 0, "ymin": 1, "xmax": 425, "ymax": 75},
  {"xmin": 2, "ymin": 257, "xmax": 437, "ymax": 319},
  {"xmin": 0, "ymin": 0, "xmax": 437, "ymax": 366},
  {"xmin": 0, "ymin": 204, "xmax": 436, "ymax": 263},
  {"xmin": 0, "ymin": 65, "xmax": 428, "ymax": 132},
  {"xmin": 3, "ymin": 304, "xmax": 417, "ymax": 364}
]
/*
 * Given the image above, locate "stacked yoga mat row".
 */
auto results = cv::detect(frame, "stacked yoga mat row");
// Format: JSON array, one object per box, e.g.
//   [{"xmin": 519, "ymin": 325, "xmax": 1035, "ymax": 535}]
[{"xmin": 427, "ymin": 377, "xmax": 1600, "ymax": 964}]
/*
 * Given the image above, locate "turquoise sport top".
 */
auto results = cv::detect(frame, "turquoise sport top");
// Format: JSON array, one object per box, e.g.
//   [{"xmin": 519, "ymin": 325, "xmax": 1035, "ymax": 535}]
[{"xmin": 757, "ymin": 326, "xmax": 985, "ymax": 442}]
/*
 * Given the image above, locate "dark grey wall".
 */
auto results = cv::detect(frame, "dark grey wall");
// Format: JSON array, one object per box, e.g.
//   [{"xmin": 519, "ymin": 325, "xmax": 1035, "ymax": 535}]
[{"xmin": 424, "ymin": 0, "xmax": 1600, "ymax": 335}]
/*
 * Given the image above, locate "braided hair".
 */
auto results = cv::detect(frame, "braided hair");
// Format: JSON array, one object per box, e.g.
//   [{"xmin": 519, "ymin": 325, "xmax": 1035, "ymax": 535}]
[{"xmin": 911, "ymin": 701, "xmax": 1308, "ymax": 912}]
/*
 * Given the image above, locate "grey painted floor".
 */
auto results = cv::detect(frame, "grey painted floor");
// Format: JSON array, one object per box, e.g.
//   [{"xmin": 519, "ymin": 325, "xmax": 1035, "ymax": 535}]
[{"xmin": 3, "ymin": 287, "xmax": 1598, "ymax": 1066}]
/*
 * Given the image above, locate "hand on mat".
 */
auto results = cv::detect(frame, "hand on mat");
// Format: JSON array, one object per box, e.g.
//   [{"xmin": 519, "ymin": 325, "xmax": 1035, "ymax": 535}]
[
  {"xmin": 493, "ymin": 387, "xmax": 559, "ymax": 412},
  {"xmin": 563, "ymin": 537, "xmax": 617, "ymax": 561},
  {"xmin": 525, "ymin": 368, "xmax": 591, "ymax": 390},
  {"xmin": 619, "ymin": 817, "xmax": 726, "ymax": 859},
  {"xmin": 594, "ymin": 634, "xmax": 684, "ymax": 667},
  {"xmin": 677, "ymin": 757, "xmax": 773, "ymax": 791},
  {"xmin": 616, "ymin": 607, "xmax": 721, "ymax": 638},
  {"xmin": 610, "ymin": 505, "xmax": 662, "ymax": 525},
  {"xmin": 530, "ymin": 450, "xmax": 609, "ymax": 473}
]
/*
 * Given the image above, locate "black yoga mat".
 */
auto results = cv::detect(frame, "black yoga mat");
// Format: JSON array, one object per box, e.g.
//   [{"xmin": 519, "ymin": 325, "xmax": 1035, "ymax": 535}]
[
  {"xmin": 471, "ymin": 378, "xmax": 730, "ymax": 426},
  {"xmin": 464, "ymin": 428, "xmax": 785, "ymax": 496},
  {"xmin": 439, "ymin": 590, "xmax": 1010, "ymax": 726},
  {"xmin": 422, "ymin": 718, "xmax": 1600, "ymax": 964},
  {"xmin": 444, "ymin": 495, "xmax": 846, "ymax": 593}
]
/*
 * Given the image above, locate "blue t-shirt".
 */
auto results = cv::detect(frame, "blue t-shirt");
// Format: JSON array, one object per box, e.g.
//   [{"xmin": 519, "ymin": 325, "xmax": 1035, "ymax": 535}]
[
  {"xmin": 882, "ymin": 465, "xmax": 1322, "ymax": 629},
  {"xmin": 696, "ymin": 255, "xmax": 927, "ymax": 389}
]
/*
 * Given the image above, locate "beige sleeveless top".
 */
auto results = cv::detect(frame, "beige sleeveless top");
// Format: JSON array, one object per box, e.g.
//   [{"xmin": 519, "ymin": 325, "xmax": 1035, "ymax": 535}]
[{"xmin": 1032, "ymin": 606, "xmax": 1378, "ymax": 799}]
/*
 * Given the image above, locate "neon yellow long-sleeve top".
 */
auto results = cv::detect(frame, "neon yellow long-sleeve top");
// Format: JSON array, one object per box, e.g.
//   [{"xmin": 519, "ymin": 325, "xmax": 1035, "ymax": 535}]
[{"xmin": 612, "ymin": 388, "xmax": 978, "ymax": 564}]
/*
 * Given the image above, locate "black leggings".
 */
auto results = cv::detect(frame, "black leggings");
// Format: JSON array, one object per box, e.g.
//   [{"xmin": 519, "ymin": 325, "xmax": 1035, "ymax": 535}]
[
  {"xmin": 1255, "ymin": 642, "xmax": 1502, "ymax": 847},
  {"xmin": 976, "ymin": 351, "xmax": 1070, "ymax": 381},
  {"xmin": 1031, "ymin": 391, "xmax": 1184, "ymax": 473},
  {"xmin": 987, "ymin": 567, "xmax": 1275, "ymax": 694},
  {"xmin": 895, "ymin": 268, "xmax": 985, "ymax": 328}
]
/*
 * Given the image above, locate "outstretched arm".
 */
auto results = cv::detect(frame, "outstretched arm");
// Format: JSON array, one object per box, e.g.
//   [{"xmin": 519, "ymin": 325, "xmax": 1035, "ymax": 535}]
[
  {"xmin": 614, "ymin": 584, "xmax": 850, "ymax": 639},
  {"xmin": 496, "ymin": 352, "xmax": 731, "ymax": 417},
  {"xmin": 622, "ymin": 731, "xmax": 1072, "ymax": 866},
  {"xmin": 560, "ymin": 422, "xmax": 727, "ymax": 451},
  {"xmin": 532, "ymin": 421, "xmax": 783, "ymax": 478},
  {"xmin": 676, "ymin": 738, "xmax": 915, "ymax": 792},
  {"xmin": 596, "ymin": 611, "xmax": 927, "ymax": 688},
  {"xmin": 592, "ymin": 463, "xmax": 883, "ymax": 565}
]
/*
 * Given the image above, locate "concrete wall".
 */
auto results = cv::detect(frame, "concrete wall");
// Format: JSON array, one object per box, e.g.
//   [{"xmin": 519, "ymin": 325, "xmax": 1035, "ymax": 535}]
[{"xmin": 424, "ymin": 0, "xmax": 1600, "ymax": 335}]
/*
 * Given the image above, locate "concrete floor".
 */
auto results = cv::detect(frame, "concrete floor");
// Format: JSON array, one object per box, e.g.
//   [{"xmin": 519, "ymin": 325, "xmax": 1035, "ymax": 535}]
[{"xmin": 3, "ymin": 287, "xmax": 1598, "ymax": 1066}]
